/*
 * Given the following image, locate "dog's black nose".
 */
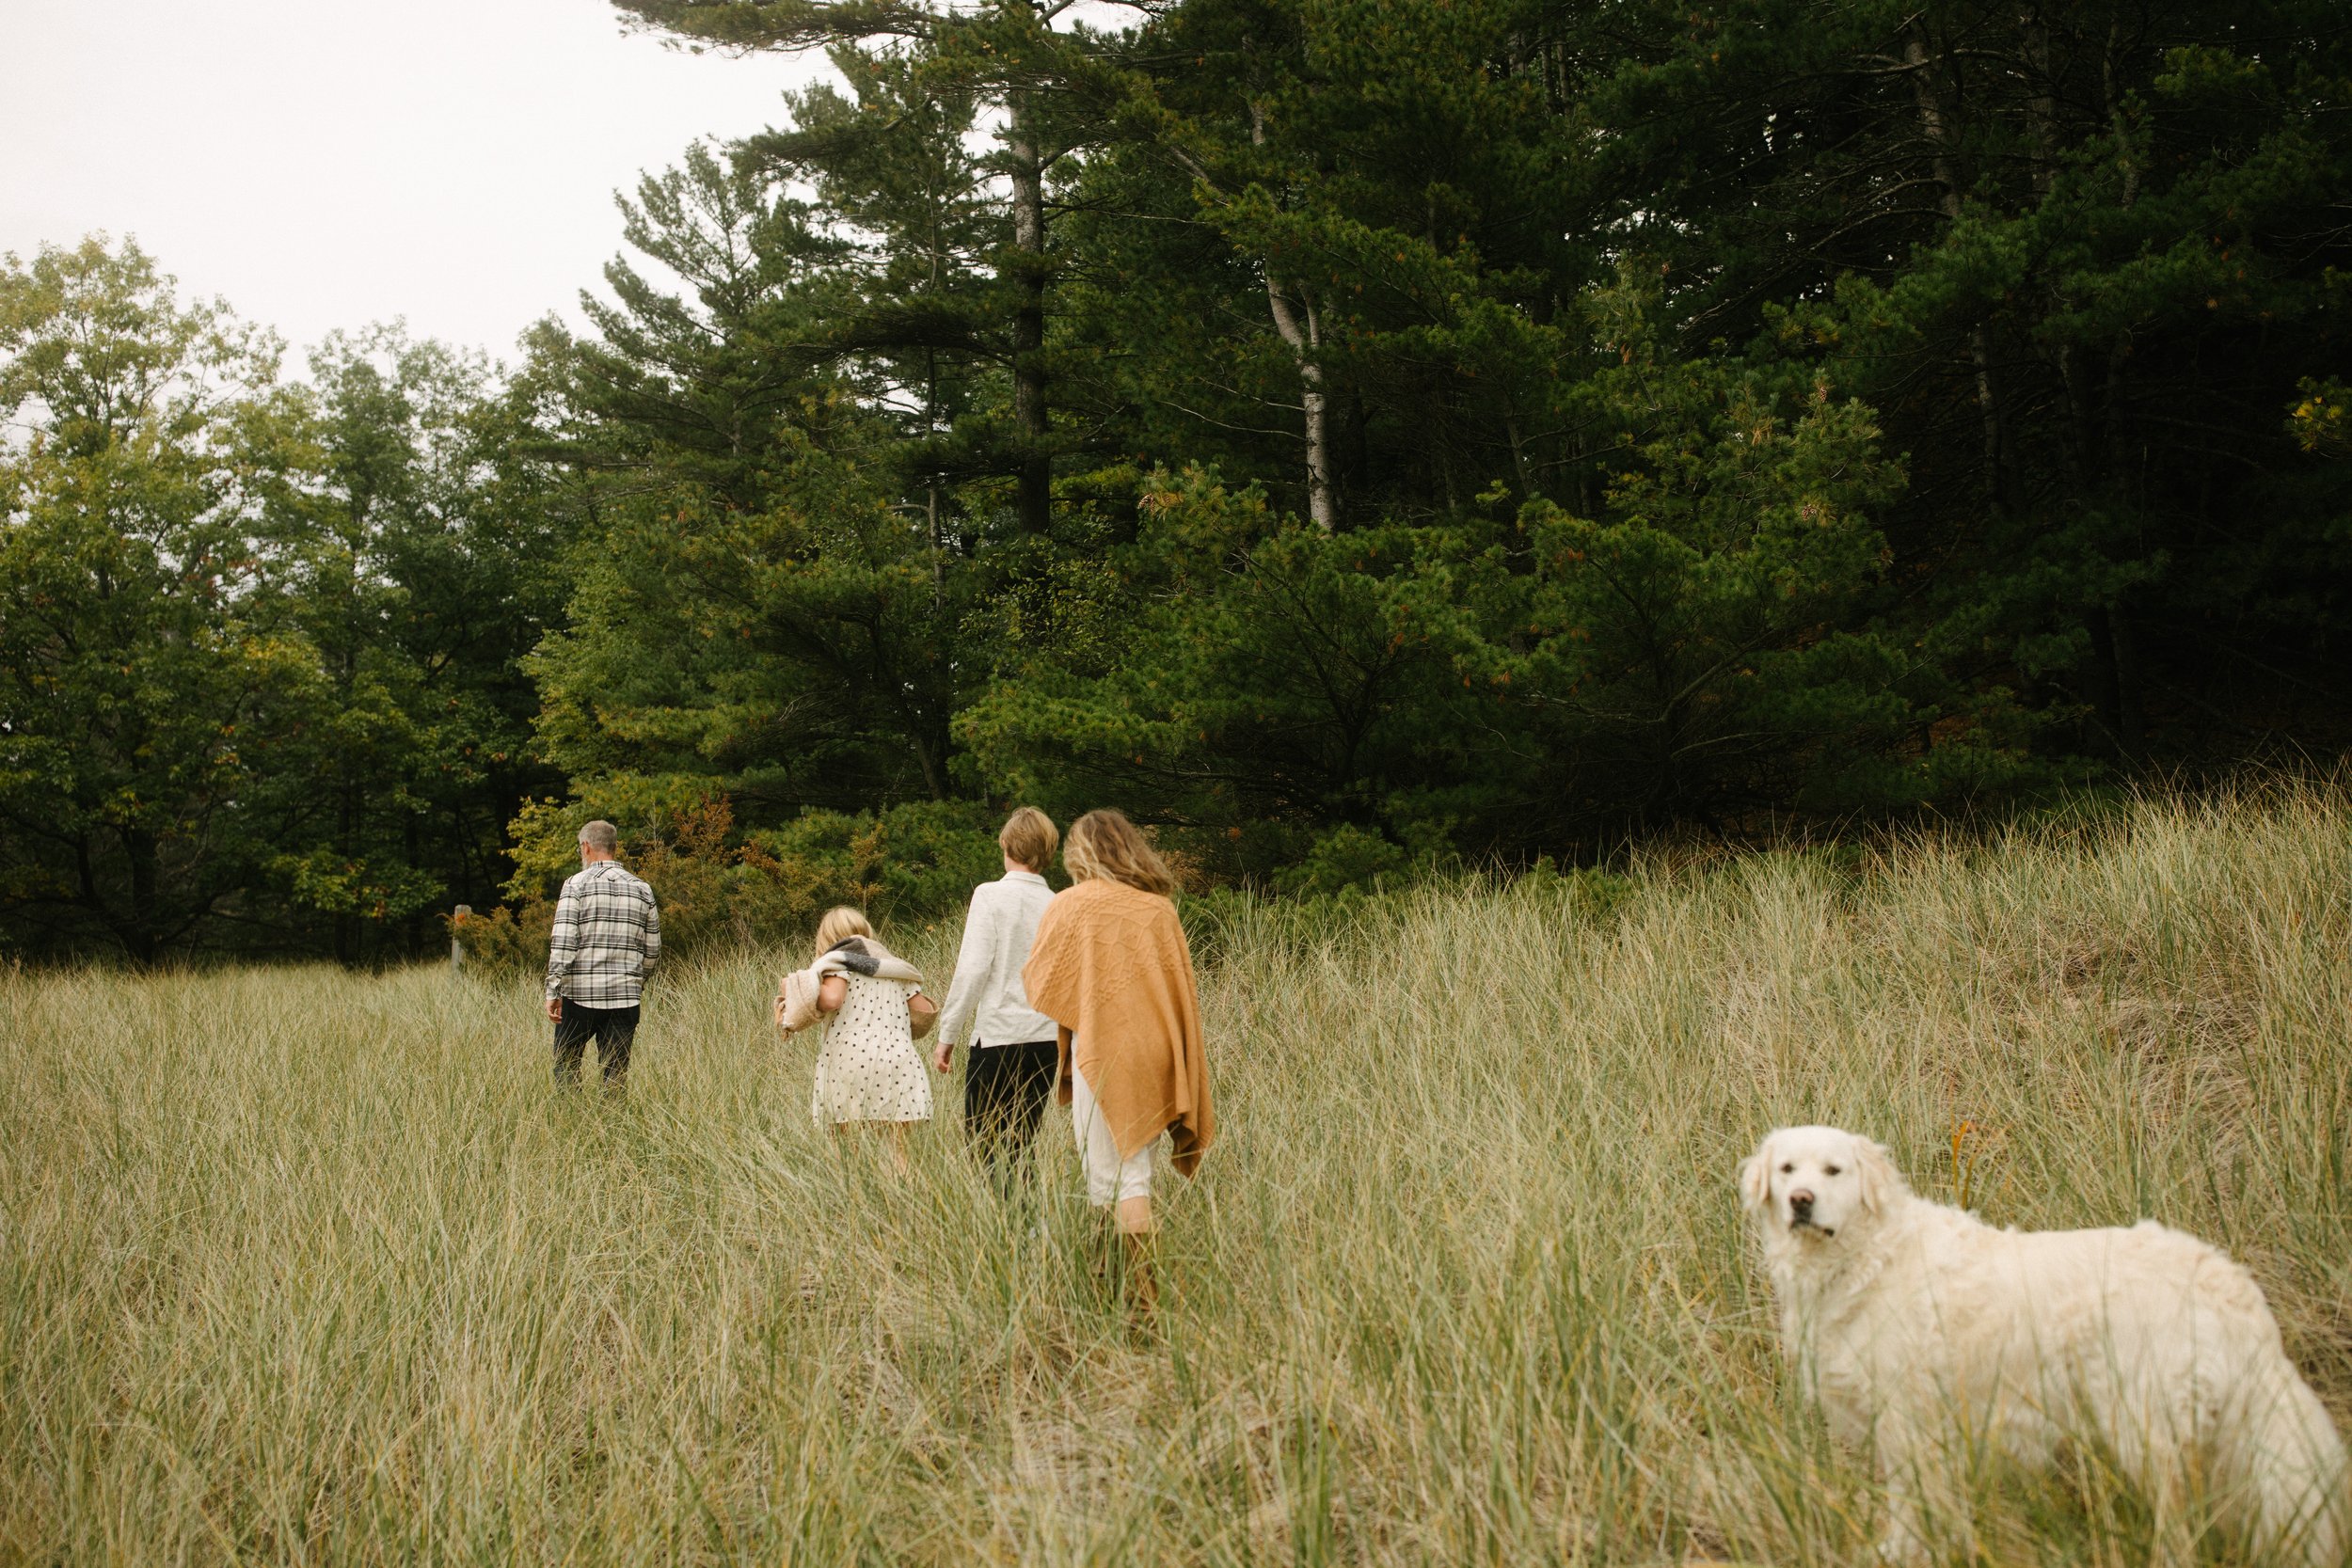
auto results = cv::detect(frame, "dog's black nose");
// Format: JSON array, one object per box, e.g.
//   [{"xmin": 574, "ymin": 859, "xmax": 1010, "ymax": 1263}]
[{"xmin": 1789, "ymin": 1190, "xmax": 1815, "ymax": 1216}]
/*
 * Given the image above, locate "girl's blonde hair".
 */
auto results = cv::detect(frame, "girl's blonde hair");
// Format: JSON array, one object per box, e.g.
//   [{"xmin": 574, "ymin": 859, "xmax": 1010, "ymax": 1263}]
[
  {"xmin": 998, "ymin": 806, "xmax": 1058, "ymax": 872},
  {"xmin": 1061, "ymin": 809, "xmax": 1178, "ymax": 897},
  {"xmin": 813, "ymin": 905, "xmax": 874, "ymax": 957}
]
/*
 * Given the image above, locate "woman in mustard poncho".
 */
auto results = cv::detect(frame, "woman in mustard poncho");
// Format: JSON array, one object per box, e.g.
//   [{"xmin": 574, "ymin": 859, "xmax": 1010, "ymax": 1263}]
[{"xmin": 1021, "ymin": 809, "xmax": 1215, "ymax": 1320}]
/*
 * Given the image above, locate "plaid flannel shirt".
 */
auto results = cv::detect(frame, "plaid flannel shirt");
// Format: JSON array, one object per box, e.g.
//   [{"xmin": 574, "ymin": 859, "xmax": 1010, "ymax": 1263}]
[{"xmin": 544, "ymin": 860, "xmax": 661, "ymax": 1006}]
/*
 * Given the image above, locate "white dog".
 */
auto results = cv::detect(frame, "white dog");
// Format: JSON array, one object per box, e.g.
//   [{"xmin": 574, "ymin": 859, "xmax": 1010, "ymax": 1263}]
[{"xmin": 1740, "ymin": 1125, "xmax": 2345, "ymax": 1564}]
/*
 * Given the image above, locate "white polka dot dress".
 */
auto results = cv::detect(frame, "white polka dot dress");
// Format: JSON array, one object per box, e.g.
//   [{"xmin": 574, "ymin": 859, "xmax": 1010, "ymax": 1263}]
[{"xmin": 810, "ymin": 974, "xmax": 934, "ymax": 1125}]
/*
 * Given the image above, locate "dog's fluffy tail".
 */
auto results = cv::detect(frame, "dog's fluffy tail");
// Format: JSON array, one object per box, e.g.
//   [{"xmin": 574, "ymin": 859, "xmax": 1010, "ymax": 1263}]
[{"xmin": 2229, "ymin": 1356, "xmax": 2347, "ymax": 1566}]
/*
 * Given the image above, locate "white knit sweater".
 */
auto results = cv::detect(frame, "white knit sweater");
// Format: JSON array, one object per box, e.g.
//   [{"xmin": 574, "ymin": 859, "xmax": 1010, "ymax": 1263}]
[{"xmin": 935, "ymin": 870, "xmax": 1058, "ymax": 1048}]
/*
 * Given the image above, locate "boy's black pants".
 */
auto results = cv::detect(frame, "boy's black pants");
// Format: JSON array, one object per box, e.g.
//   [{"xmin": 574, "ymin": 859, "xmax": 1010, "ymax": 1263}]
[{"xmin": 964, "ymin": 1039, "xmax": 1057, "ymax": 1173}]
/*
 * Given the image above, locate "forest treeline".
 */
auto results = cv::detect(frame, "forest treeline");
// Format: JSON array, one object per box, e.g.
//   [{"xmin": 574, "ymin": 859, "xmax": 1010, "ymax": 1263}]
[{"xmin": 4, "ymin": 0, "xmax": 2348, "ymax": 963}]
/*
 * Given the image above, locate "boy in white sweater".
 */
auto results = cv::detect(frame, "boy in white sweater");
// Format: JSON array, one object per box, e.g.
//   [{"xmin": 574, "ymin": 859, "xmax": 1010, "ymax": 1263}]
[{"xmin": 932, "ymin": 808, "xmax": 1062, "ymax": 1180}]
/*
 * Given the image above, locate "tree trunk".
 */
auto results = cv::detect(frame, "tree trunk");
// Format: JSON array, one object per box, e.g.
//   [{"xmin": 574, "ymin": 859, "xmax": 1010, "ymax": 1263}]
[
  {"xmin": 123, "ymin": 825, "xmax": 161, "ymax": 967},
  {"xmin": 925, "ymin": 346, "xmax": 946, "ymax": 602},
  {"xmin": 336, "ymin": 780, "xmax": 359, "ymax": 966},
  {"xmin": 2085, "ymin": 602, "xmax": 2145, "ymax": 761},
  {"xmin": 1904, "ymin": 29, "xmax": 2008, "ymax": 515},
  {"xmin": 2020, "ymin": 11, "xmax": 2094, "ymax": 484},
  {"xmin": 1263, "ymin": 277, "xmax": 1338, "ymax": 531},
  {"xmin": 1007, "ymin": 92, "xmax": 1052, "ymax": 533},
  {"xmin": 1252, "ymin": 104, "xmax": 1337, "ymax": 531},
  {"xmin": 2110, "ymin": 600, "xmax": 2144, "ymax": 758},
  {"xmin": 1506, "ymin": 416, "xmax": 1539, "ymax": 501},
  {"xmin": 2099, "ymin": 24, "xmax": 2142, "ymax": 490}
]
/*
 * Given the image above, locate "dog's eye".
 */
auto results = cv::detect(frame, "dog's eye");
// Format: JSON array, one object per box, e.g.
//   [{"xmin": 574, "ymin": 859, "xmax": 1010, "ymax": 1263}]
[
  {"xmin": 1824, "ymin": 1164, "xmax": 1842, "ymax": 1177},
  {"xmin": 1779, "ymin": 1162, "xmax": 1794, "ymax": 1174}
]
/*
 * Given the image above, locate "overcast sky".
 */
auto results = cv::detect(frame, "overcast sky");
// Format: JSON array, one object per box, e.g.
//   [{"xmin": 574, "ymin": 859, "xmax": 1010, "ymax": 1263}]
[{"xmin": 1, "ymin": 0, "xmax": 828, "ymax": 368}]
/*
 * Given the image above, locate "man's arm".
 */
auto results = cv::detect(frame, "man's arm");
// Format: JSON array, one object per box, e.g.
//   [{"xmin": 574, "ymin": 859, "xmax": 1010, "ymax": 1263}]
[
  {"xmin": 640, "ymin": 889, "xmax": 661, "ymax": 981},
  {"xmin": 544, "ymin": 879, "xmax": 580, "ymax": 1000}
]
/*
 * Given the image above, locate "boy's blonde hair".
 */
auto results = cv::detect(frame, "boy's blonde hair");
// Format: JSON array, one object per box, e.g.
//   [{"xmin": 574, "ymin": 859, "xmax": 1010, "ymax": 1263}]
[
  {"xmin": 1061, "ymin": 809, "xmax": 1178, "ymax": 897},
  {"xmin": 998, "ymin": 806, "xmax": 1058, "ymax": 872},
  {"xmin": 813, "ymin": 905, "xmax": 874, "ymax": 957}
]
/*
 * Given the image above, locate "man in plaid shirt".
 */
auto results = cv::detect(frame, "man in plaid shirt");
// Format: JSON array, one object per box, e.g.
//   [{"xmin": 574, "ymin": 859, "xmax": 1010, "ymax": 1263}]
[{"xmin": 543, "ymin": 819, "xmax": 660, "ymax": 1085}]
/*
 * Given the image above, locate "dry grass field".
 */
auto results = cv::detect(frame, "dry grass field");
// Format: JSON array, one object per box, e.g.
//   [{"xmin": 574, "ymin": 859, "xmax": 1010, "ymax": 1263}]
[{"xmin": 3, "ymin": 788, "xmax": 2348, "ymax": 1565}]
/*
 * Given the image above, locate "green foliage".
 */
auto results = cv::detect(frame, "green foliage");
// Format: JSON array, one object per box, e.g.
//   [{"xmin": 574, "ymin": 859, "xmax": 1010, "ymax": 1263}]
[
  {"xmin": 264, "ymin": 325, "xmax": 566, "ymax": 958},
  {"xmin": 746, "ymin": 798, "xmax": 1008, "ymax": 925},
  {"xmin": 547, "ymin": 0, "xmax": 2352, "ymax": 919},
  {"xmin": 0, "ymin": 241, "xmax": 560, "ymax": 962},
  {"xmin": 1597, "ymin": 0, "xmax": 2352, "ymax": 760},
  {"xmin": 0, "ymin": 239, "xmax": 313, "ymax": 961},
  {"xmin": 10, "ymin": 0, "xmax": 2352, "ymax": 960},
  {"xmin": 2292, "ymin": 377, "xmax": 2350, "ymax": 458},
  {"xmin": 961, "ymin": 309, "xmax": 2022, "ymax": 871},
  {"xmin": 525, "ymin": 146, "xmax": 973, "ymax": 815},
  {"xmin": 465, "ymin": 782, "xmax": 1002, "ymax": 974},
  {"xmin": 1272, "ymin": 824, "xmax": 1411, "ymax": 896}
]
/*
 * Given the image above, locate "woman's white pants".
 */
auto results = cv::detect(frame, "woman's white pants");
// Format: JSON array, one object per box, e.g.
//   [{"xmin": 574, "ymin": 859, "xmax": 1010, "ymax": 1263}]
[{"xmin": 1070, "ymin": 1064, "xmax": 1155, "ymax": 1207}]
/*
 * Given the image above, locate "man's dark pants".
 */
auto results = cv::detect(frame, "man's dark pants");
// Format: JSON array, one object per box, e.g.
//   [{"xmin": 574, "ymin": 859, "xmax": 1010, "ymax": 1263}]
[
  {"xmin": 553, "ymin": 999, "xmax": 640, "ymax": 1085},
  {"xmin": 964, "ymin": 1038, "xmax": 1058, "ymax": 1180}
]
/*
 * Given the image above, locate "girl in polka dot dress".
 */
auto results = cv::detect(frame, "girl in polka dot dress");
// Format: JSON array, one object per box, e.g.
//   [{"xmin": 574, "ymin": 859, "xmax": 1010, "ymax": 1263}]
[{"xmin": 805, "ymin": 906, "xmax": 938, "ymax": 1166}]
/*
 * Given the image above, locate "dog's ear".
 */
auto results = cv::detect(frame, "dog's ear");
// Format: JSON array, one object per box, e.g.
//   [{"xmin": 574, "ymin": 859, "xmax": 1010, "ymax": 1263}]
[
  {"xmin": 1739, "ymin": 1135, "xmax": 1776, "ymax": 1213},
  {"xmin": 1853, "ymin": 1136, "xmax": 1902, "ymax": 1213}
]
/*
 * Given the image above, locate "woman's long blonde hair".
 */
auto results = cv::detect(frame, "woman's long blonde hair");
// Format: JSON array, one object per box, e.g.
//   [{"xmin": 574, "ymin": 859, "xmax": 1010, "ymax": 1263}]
[
  {"xmin": 1061, "ymin": 809, "xmax": 1178, "ymax": 897},
  {"xmin": 813, "ymin": 905, "xmax": 874, "ymax": 958}
]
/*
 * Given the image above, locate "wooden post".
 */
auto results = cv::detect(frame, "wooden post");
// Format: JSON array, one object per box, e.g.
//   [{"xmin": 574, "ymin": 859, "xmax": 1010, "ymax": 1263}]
[{"xmin": 451, "ymin": 905, "xmax": 470, "ymax": 973}]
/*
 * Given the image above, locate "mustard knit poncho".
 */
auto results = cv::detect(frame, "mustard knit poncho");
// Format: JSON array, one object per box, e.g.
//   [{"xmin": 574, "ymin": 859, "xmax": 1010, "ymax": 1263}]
[{"xmin": 1022, "ymin": 879, "xmax": 1216, "ymax": 1175}]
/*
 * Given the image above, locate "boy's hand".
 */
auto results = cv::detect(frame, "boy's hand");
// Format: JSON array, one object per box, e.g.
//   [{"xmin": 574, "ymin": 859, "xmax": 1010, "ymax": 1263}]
[{"xmin": 932, "ymin": 1040, "xmax": 953, "ymax": 1073}]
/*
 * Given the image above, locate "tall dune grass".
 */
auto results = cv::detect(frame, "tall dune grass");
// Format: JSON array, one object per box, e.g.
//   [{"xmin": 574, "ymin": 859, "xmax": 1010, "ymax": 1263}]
[{"xmin": 3, "ymin": 787, "xmax": 2347, "ymax": 1564}]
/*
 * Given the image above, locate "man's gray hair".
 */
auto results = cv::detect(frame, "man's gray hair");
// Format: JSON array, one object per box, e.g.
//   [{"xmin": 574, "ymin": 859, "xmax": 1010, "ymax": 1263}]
[{"xmin": 579, "ymin": 819, "xmax": 620, "ymax": 853}]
